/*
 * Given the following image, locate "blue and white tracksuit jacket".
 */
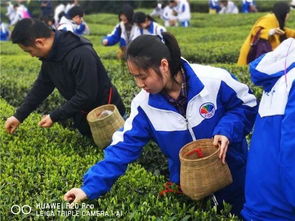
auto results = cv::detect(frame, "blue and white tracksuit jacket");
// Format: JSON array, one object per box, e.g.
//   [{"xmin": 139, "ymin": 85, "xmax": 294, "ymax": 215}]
[
  {"xmin": 175, "ymin": 0, "xmax": 191, "ymax": 26},
  {"xmin": 241, "ymin": 0, "xmax": 255, "ymax": 13},
  {"xmin": 209, "ymin": 0, "xmax": 221, "ymax": 12},
  {"xmin": 103, "ymin": 22, "xmax": 140, "ymax": 47},
  {"xmin": 242, "ymin": 38, "xmax": 295, "ymax": 220},
  {"xmin": 81, "ymin": 58, "xmax": 257, "ymax": 213},
  {"xmin": 162, "ymin": 5, "xmax": 178, "ymax": 27},
  {"xmin": 138, "ymin": 21, "xmax": 166, "ymax": 40},
  {"xmin": 58, "ymin": 16, "xmax": 89, "ymax": 35}
]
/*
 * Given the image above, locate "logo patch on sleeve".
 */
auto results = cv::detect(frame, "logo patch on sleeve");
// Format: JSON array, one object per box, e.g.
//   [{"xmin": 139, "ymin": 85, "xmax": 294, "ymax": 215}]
[{"xmin": 199, "ymin": 102, "xmax": 215, "ymax": 119}]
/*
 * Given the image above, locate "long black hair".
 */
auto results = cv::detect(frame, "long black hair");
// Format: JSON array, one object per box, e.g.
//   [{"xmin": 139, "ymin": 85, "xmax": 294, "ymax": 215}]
[
  {"xmin": 272, "ymin": 2, "xmax": 290, "ymax": 30},
  {"xmin": 119, "ymin": 4, "xmax": 134, "ymax": 23},
  {"xmin": 133, "ymin": 12, "xmax": 155, "ymax": 25},
  {"xmin": 126, "ymin": 32, "xmax": 181, "ymax": 79},
  {"xmin": 272, "ymin": 2, "xmax": 290, "ymax": 42}
]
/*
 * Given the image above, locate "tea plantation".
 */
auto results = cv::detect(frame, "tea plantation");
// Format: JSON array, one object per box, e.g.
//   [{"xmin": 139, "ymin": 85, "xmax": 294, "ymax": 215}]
[{"xmin": 1, "ymin": 9, "xmax": 294, "ymax": 220}]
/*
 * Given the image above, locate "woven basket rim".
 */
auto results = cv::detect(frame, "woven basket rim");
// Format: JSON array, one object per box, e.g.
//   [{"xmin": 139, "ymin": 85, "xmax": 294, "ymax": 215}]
[
  {"xmin": 179, "ymin": 139, "xmax": 220, "ymax": 162},
  {"xmin": 87, "ymin": 104, "xmax": 116, "ymax": 123}
]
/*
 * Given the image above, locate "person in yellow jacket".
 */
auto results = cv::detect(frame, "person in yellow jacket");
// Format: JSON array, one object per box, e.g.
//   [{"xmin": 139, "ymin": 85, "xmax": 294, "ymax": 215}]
[{"xmin": 237, "ymin": 2, "xmax": 295, "ymax": 66}]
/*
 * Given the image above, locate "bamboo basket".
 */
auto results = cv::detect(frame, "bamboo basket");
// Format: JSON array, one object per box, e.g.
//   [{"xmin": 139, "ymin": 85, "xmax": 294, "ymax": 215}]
[
  {"xmin": 87, "ymin": 104, "xmax": 125, "ymax": 148},
  {"xmin": 179, "ymin": 139, "xmax": 233, "ymax": 200}
]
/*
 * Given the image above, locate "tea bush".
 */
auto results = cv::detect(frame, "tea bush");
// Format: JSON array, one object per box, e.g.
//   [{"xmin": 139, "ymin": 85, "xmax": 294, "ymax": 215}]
[{"xmin": 2, "ymin": 9, "xmax": 293, "ymax": 220}]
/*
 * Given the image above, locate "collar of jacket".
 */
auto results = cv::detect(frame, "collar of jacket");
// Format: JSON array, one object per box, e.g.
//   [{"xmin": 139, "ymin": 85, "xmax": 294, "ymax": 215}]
[
  {"xmin": 148, "ymin": 58, "xmax": 205, "ymax": 112},
  {"xmin": 141, "ymin": 21, "xmax": 154, "ymax": 34}
]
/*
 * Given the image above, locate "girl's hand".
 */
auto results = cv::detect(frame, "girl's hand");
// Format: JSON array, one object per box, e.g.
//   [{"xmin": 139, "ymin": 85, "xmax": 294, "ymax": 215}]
[
  {"xmin": 269, "ymin": 28, "xmax": 285, "ymax": 36},
  {"xmin": 213, "ymin": 135, "xmax": 229, "ymax": 164},
  {"xmin": 102, "ymin": 39, "xmax": 108, "ymax": 46},
  {"xmin": 275, "ymin": 28, "xmax": 285, "ymax": 35},
  {"xmin": 64, "ymin": 188, "xmax": 87, "ymax": 208}
]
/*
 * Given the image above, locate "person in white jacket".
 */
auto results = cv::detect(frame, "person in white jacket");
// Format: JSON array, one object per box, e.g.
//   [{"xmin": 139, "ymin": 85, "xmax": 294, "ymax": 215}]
[
  {"xmin": 102, "ymin": 5, "xmax": 139, "ymax": 59},
  {"xmin": 219, "ymin": 0, "xmax": 239, "ymax": 14},
  {"xmin": 9, "ymin": 3, "xmax": 31, "ymax": 26},
  {"xmin": 58, "ymin": 6, "xmax": 89, "ymax": 35},
  {"xmin": 64, "ymin": 33, "xmax": 257, "ymax": 218},
  {"xmin": 175, "ymin": 0, "xmax": 191, "ymax": 27},
  {"xmin": 241, "ymin": 0, "xmax": 257, "ymax": 13},
  {"xmin": 133, "ymin": 12, "xmax": 166, "ymax": 40},
  {"xmin": 161, "ymin": 0, "xmax": 178, "ymax": 27},
  {"xmin": 6, "ymin": 1, "xmax": 16, "ymax": 25},
  {"xmin": 54, "ymin": 3, "xmax": 65, "ymax": 26}
]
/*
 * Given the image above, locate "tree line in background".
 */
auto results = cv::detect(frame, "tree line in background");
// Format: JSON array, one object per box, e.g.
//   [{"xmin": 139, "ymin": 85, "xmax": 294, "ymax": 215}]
[{"xmin": 0, "ymin": 0, "xmax": 287, "ymax": 22}]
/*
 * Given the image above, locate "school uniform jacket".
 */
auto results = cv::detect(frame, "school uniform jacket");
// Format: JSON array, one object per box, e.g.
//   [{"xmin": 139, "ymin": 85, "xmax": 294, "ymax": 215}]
[
  {"xmin": 241, "ymin": 0, "xmax": 255, "ymax": 13},
  {"xmin": 138, "ymin": 21, "xmax": 166, "ymax": 40},
  {"xmin": 58, "ymin": 16, "xmax": 89, "ymax": 35},
  {"xmin": 81, "ymin": 58, "xmax": 257, "ymax": 205},
  {"xmin": 209, "ymin": 0, "xmax": 220, "ymax": 11},
  {"xmin": 175, "ymin": 0, "xmax": 191, "ymax": 22},
  {"xmin": 242, "ymin": 38, "xmax": 295, "ymax": 221},
  {"xmin": 103, "ymin": 22, "xmax": 140, "ymax": 47},
  {"xmin": 162, "ymin": 6, "xmax": 177, "ymax": 24}
]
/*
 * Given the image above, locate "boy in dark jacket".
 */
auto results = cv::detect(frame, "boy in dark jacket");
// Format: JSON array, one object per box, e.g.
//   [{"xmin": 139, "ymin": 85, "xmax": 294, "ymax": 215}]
[{"xmin": 4, "ymin": 18, "xmax": 125, "ymax": 136}]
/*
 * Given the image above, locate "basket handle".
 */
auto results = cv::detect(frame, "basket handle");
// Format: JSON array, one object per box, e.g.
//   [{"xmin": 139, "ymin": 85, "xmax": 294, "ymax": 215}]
[
  {"xmin": 185, "ymin": 148, "xmax": 204, "ymax": 158},
  {"xmin": 81, "ymin": 87, "xmax": 113, "ymax": 116},
  {"xmin": 108, "ymin": 87, "xmax": 113, "ymax": 104}
]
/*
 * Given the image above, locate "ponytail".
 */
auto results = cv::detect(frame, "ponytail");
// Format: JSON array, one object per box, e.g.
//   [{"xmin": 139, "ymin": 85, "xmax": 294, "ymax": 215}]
[
  {"xmin": 272, "ymin": 1, "xmax": 290, "ymax": 30},
  {"xmin": 162, "ymin": 32, "xmax": 181, "ymax": 78},
  {"xmin": 133, "ymin": 12, "xmax": 155, "ymax": 24},
  {"xmin": 272, "ymin": 2, "xmax": 290, "ymax": 42}
]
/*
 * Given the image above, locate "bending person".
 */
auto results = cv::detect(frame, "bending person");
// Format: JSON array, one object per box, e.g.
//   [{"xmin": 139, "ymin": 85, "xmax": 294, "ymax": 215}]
[
  {"xmin": 242, "ymin": 38, "xmax": 295, "ymax": 220},
  {"xmin": 237, "ymin": 2, "xmax": 295, "ymax": 65},
  {"xmin": 4, "ymin": 18, "xmax": 125, "ymax": 137},
  {"xmin": 133, "ymin": 12, "xmax": 166, "ymax": 40},
  {"xmin": 58, "ymin": 6, "xmax": 89, "ymax": 35},
  {"xmin": 64, "ymin": 32, "xmax": 257, "ymax": 217},
  {"xmin": 102, "ymin": 5, "xmax": 139, "ymax": 59}
]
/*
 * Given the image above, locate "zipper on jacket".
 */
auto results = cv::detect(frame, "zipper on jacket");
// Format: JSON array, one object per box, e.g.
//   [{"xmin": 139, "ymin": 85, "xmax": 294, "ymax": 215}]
[
  {"xmin": 185, "ymin": 117, "xmax": 196, "ymax": 141},
  {"xmin": 149, "ymin": 105, "xmax": 197, "ymax": 141}
]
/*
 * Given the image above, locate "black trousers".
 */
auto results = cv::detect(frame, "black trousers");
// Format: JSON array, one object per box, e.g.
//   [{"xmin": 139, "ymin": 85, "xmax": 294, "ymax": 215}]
[{"xmin": 73, "ymin": 112, "xmax": 92, "ymax": 137}]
